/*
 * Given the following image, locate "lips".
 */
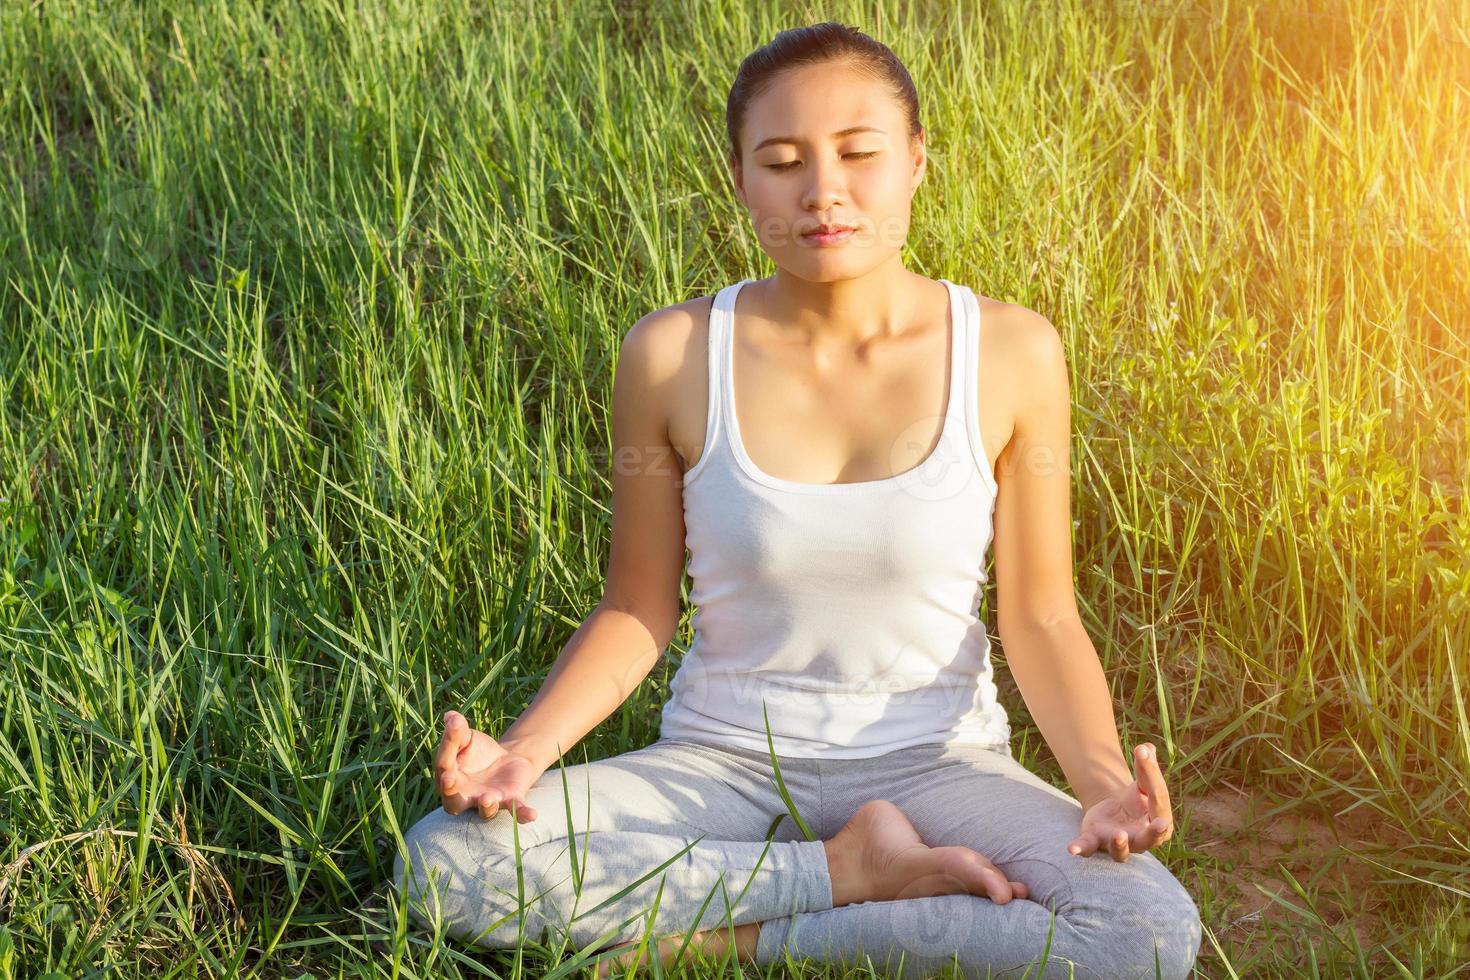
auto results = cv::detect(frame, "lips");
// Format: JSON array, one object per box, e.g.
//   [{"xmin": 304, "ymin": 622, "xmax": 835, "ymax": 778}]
[{"xmin": 804, "ymin": 223, "xmax": 856, "ymax": 237}]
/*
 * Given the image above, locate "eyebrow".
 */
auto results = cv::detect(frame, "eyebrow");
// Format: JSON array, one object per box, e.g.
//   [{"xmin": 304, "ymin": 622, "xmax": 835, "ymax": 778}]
[{"xmin": 752, "ymin": 126, "xmax": 887, "ymax": 152}]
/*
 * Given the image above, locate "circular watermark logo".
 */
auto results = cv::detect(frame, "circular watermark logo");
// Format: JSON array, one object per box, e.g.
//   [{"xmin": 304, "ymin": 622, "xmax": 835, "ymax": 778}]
[
  {"xmin": 888, "ymin": 413, "xmax": 980, "ymax": 502},
  {"xmin": 94, "ymin": 181, "xmax": 181, "ymax": 272}
]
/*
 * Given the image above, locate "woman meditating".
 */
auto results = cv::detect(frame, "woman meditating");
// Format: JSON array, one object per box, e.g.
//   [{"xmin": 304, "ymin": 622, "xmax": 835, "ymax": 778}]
[{"xmin": 394, "ymin": 21, "xmax": 1203, "ymax": 979}]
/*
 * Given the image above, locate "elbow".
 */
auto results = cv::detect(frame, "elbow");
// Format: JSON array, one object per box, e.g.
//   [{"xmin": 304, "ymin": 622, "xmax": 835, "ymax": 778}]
[
  {"xmin": 595, "ymin": 594, "xmax": 679, "ymax": 654},
  {"xmin": 641, "ymin": 608, "xmax": 680, "ymax": 655},
  {"xmin": 998, "ymin": 609, "xmax": 1085, "ymax": 646}
]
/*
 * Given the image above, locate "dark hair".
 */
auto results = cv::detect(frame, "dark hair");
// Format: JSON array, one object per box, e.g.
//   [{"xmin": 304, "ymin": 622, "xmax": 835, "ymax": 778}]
[{"xmin": 725, "ymin": 22, "xmax": 923, "ymax": 167}]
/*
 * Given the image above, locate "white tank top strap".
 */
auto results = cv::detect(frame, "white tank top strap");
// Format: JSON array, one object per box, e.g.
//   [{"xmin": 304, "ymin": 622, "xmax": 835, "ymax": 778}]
[
  {"xmin": 681, "ymin": 279, "xmax": 747, "ymax": 487},
  {"xmin": 959, "ymin": 283, "xmax": 999, "ymax": 496},
  {"xmin": 939, "ymin": 278, "xmax": 965, "ymax": 442}
]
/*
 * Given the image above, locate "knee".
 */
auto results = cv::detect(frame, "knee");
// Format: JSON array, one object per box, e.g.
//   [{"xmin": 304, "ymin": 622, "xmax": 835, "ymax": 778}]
[
  {"xmin": 1125, "ymin": 890, "xmax": 1202, "ymax": 980},
  {"xmin": 1081, "ymin": 872, "xmax": 1202, "ymax": 980},
  {"xmin": 392, "ymin": 808, "xmax": 468, "ymax": 929},
  {"xmin": 392, "ymin": 806, "xmax": 537, "ymax": 948}
]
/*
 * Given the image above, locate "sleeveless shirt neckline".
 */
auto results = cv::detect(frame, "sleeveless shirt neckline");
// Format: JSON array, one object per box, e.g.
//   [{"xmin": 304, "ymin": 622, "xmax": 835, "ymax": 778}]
[{"xmin": 719, "ymin": 277, "xmax": 967, "ymax": 495}]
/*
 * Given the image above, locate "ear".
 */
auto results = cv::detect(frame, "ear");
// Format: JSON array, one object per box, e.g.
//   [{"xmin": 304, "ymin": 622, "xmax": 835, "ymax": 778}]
[
  {"xmin": 730, "ymin": 155, "xmax": 747, "ymax": 207},
  {"xmin": 911, "ymin": 131, "xmax": 927, "ymax": 190}
]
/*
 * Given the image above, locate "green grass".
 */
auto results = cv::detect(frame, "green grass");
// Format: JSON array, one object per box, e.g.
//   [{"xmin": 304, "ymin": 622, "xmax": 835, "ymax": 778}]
[{"xmin": 1, "ymin": 0, "xmax": 1467, "ymax": 976}]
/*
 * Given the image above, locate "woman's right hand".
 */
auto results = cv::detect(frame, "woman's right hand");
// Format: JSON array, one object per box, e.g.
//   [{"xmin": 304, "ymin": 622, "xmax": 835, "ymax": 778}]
[{"xmin": 435, "ymin": 710, "xmax": 542, "ymax": 821}]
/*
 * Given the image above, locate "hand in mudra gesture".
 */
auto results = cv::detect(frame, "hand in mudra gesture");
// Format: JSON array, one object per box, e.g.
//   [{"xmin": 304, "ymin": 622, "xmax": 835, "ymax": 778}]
[
  {"xmin": 1068, "ymin": 742, "xmax": 1174, "ymax": 862},
  {"xmin": 434, "ymin": 710, "xmax": 541, "ymax": 822}
]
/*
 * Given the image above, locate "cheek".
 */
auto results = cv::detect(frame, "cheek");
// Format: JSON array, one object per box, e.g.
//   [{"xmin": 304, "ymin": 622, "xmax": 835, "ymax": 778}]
[
  {"xmin": 743, "ymin": 175, "xmax": 788, "ymax": 211},
  {"xmin": 863, "ymin": 165, "xmax": 915, "ymax": 203},
  {"xmin": 742, "ymin": 189, "xmax": 801, "ymax": 247}
]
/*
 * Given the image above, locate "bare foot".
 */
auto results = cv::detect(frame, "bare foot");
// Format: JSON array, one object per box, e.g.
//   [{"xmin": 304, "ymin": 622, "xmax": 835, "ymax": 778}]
[
  {"xmin": 595, "ymin": 922, "xmax": 760, "ymax": 977},
  {"xmin": 824, "ymin": 799, "xmax": 1031, "ymax": 906}
]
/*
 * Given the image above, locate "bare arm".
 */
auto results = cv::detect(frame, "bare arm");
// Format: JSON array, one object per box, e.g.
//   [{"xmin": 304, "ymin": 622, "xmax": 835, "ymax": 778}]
[
  {"xmin": 992, "ymin": 308, "xmax": 1133, "ymax": 811},
  {"xmin": 495, "ymin": 306, "xmax": 695, "ymax": 773},
  {"xmin": 496, "ymin": 604, "xmax": 669, "ymax": 772}
]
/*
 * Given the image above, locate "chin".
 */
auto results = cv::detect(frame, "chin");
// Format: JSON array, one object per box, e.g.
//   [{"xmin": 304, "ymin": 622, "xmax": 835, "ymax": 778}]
[{"xmin": 778, "ymin": 264, "xmax": 853, "ymax": 285}]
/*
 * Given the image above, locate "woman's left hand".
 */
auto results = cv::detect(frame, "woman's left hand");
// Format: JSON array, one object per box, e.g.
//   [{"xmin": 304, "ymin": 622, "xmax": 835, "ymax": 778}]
[{"xmin": 1067, "ymin": 742, "xmax": 1174, "ymax": 862}]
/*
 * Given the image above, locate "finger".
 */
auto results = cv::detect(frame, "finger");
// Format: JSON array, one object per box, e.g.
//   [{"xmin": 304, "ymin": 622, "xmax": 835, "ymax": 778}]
[
  {"xmin": 433, "ymin": 712, "xmax": 462, "ymax": 781},
  {"xmin": 482, "ymin": 778, "xmax": 536, "ymax": 822},
  {"xmin": 1009, "ymin": 880, "xmax": 1030, "ymax": 900},
  {"xmin": 477, "ymin": 790, "xmax": 501, "ymax": 820},
  {"xmin": 1135, "ymin": 743, "xmax": 1174, "ymax": 829},
  {"xmin": 448, "ymin": 711, "xmax": 473, "ymax": 757},
  {"xmin": 1108, "ymin": 829, "xmax": 1130, "ymax": 863},
  {"xmin": 1068, "ymin": 831, "xmax": 1098, "ymax": 857},
  {"xmin": 457, "ymin": 729, "xmax": 476, "ymax": 765},
  {"xmin": 441, "ymin": 789, "xmax": 469, "ymax": 816},
  {"xmin": 1131, "ymin": 816, "xmax": 1171, "ymax": 853}
]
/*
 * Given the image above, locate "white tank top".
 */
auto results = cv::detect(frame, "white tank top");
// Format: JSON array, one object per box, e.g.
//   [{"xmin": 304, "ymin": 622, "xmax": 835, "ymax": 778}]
[{"xmin": 658, "ymin": 277, "xmax": 1012, "ymax": 759}]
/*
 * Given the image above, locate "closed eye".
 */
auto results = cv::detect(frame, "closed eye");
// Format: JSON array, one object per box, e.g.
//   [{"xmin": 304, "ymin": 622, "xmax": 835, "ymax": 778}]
[{"xmin": 766, "ymin": 151, "xmax": 879, "ymax": 172}]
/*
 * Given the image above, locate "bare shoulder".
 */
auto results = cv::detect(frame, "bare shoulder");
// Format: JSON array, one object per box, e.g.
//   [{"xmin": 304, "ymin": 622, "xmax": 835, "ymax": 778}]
[
  {"xmin": 980, "ymin": 298, "xmax": 1065, "ymax": 395},
  {"xmin": 979, "ymin": 297, "xmax": 1063, "ymax": 367},
  {"xmin": 618, "ymin": 295, "xmax": 718, "ymax": 470},
  {"xmin": 972, "ymin": 296, "xmax": 1066, "ymax": 467},
  {"xmin": 623, "ymin": 295, "xmax": 715, "ymax": 375},
  {"xmin": 617, "ymin": 295, "xmax": 719, "ymax": 412}
]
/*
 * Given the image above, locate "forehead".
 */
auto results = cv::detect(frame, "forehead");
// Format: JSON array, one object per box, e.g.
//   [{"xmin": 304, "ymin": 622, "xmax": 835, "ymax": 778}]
[{"xmin": 743, "ymin": 62, "xmax": 900, "ymax": 145}]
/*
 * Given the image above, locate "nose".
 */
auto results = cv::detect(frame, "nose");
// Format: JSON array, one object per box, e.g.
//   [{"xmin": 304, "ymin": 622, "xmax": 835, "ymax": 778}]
[{"xmin": 801, "ymin": 153, "xmax": 846, "ymax": 212}]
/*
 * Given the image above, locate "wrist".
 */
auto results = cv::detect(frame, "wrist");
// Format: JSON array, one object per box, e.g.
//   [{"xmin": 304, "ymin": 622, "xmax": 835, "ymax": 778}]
[
  {"xmin": 1077, "ymin": 769, "xmax": 1133, "ymax": 811},
  {"xmin": 497, "ymin": 731, "xmax": 561, "ymax": 774}
]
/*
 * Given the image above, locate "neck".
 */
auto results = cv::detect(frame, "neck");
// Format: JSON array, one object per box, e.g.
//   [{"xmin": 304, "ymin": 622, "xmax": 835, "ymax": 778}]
[{"xmin": 757, "ymin": 259, "xmax": 927, "ymax": 350}]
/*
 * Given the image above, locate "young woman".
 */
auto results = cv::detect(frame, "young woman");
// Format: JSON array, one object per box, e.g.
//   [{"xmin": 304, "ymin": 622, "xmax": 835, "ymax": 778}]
[{"xmin": 394, "ymin": 22, "xmax": 1203, "ymax": 980}]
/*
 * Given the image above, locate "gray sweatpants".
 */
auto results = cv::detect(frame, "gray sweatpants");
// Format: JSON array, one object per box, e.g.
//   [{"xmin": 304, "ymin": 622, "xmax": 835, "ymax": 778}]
[{"xmin": 392, "ymin": 736, "xmax": 1203, "ymax": 978}]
